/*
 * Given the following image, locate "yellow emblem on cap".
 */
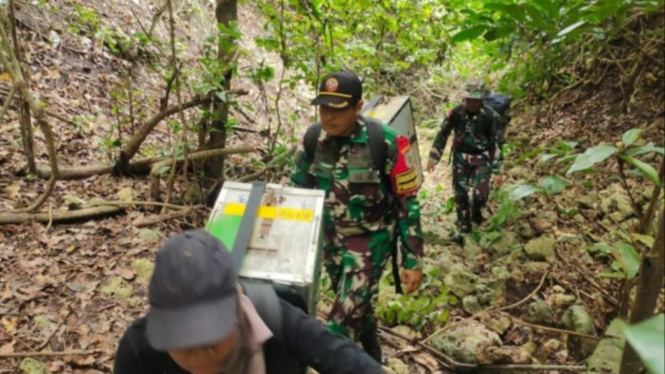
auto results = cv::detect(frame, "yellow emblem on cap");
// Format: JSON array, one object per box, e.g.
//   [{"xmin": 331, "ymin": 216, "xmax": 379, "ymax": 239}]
[{"xmin": 325, "ymin": 77, "xmax": 339, "ymax": 92}]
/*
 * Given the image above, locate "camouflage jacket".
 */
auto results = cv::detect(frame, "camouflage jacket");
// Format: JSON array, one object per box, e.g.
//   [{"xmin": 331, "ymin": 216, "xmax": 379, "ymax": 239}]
[
  {"xmin": 290, "ymin": 118, "xmax": 424, "ymax": 270},
  {"xmin": 429, "ymin": 104, "xmax": 505, "ymax": 173}
]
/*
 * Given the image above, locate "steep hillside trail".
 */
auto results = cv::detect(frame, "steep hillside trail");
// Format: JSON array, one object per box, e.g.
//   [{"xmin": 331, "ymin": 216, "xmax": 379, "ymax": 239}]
[{"xmin": 1, "ymin": 1, "xmax": 663, "ymax": 373}]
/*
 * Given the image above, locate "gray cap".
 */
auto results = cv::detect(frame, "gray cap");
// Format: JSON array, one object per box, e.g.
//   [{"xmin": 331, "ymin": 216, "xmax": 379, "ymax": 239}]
[{"xmin": 146, "ymin": 229, "xmax": 238, "ymax": 351}]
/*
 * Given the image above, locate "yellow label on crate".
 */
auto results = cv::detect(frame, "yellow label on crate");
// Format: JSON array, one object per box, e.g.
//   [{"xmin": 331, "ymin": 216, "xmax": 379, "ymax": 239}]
[{"xmin": 223, "ymin": 203, "xmax": 314, "ymax": 222}]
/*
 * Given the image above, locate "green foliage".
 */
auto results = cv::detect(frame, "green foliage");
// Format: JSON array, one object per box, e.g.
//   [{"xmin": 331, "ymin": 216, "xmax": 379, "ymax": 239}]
[
  {"xmin": 624, "ymin": 314, "xmax": 665, "ymax": 374},
  {"xmin": 591, "ymin": 242, "xmax": 641, "ymax": 279},
  {"xmin": 376, "ymin": 266, "xmax": 457, "ymax": 330}
]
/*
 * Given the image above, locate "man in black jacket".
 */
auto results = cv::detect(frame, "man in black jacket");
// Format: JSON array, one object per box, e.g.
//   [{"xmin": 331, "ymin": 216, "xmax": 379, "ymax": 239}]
[{"xmin": 113, "ymin": 230, "xmax": 384, "ymax": 374}]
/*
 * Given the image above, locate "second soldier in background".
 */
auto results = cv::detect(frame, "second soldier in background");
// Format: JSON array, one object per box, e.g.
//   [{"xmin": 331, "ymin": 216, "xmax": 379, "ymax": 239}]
[{"xmin": 427, "ymin": 79, "xmax": 505, "ymax": 237}]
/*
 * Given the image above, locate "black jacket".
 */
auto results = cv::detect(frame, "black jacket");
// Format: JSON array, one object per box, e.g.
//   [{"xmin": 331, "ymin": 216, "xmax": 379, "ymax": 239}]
[{"xmin": 113, "ymin": 299, "xmax": 385, "ymax": 374}]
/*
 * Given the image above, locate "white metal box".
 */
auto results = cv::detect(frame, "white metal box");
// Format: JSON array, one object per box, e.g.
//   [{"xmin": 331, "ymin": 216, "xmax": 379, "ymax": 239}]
[
  {"xmin": 205, "ymin": 182, "xmax": 325, "ymax": 315},
  {"xmin": 363, "ymin": 96, "xmax": 424, "ymax": 187}
]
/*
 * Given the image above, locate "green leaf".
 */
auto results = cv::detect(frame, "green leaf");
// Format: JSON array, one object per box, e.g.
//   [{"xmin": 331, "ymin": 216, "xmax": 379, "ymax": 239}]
[
  {"xmin": 567, "ymin": 145, "xmax": 618, "ymax": 175},
  {"xmin": 157, "ymin": 166, "xmax": 171, "ymax": 175},
  {"xmin": 508, "ymin": 184, "xmax": 540, "ymax": 201},
  {"xmin": 626, "ymin": 142, "xmax": 665, "ymax": 156},
  {"xmin": 616, "ymin": 243, "xmax": 640, "ymax": 279},
  {"xmin": 541, "ymin": 175, "xmax": 571, "ymax": 194},
  {"xmin": 558, "ymin": 140, "xmax": 579, "ymax": 153},
  {"xmin": 540, "ymin": 153, "xmax": 558, "ymax": 163},
  {"xmin": 451, "ymin": 26, "xmax": 488, "ymax": 44},
  {"xmin": 624, "ymin": 314, "xmax": 665, "ymax": 374},
  {"xmin": 623, "ymin": 128, "xmax": 644, "ymax": 147},
  {"xmin": 622, "ymin": 156, "xmax": 661, "ymax": 186},
  {"xmin": 558, "ymin": 21, "xmax": 587, "ymax": 37},
  {"xmin": 632, "ymin": 233, "xmax": 655, "ymax": 247},
  {"xmin": 534, "ymin": 0, "xmax": 560, "ymax": 20}
]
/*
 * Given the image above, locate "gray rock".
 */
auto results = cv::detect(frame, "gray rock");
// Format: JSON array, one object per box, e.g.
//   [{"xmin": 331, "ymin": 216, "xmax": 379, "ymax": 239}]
[
  {"xmin": 599, "ymin": 193, "xmax": 633, "ymax": 221},
  {"xmin": 551, "ymin": 293, "xmax": 577, "ymax": 307},
  {"xmin": 587, "ymin": 319, "xmax": 625, "ymax": 374},
  {"xmin": 431, "ymin": 321, "xmax": 502, "ymax": 364},
  {"xmin": 562, "ymin": 305, "xmax": 598, "ymax": 358},
  {"xmin": 488, "ymin": 232, "xmax": 521, "ymax": 256},
  {"xmin": 476, "ymin": 281, "xmax": 505, "ymax": 307},
  {"xmin": 491, "ymin": 266, "xmax": 510, "ymax": 281},
  {"xmin": 523, "ymin": 261, "xmax": 550, "ymax": 274},
  {"xmin": 524, "ymin": 236, "xmax": 557, "ymax": 261},
  {"xmin": 528, "ymin": 299, "xmax": 553, "ymax": 323},
  {"xmin": 483, "ymin": 345, "xmax": 534, "ymax": 365},
  {"xmin": 543, "ymin": 339, "xmax": 562, "ymax": 353},
  {"xmin": 515, "ymin": 220, "xmax": 536, "ymax": 239},
  {"xmin": 486, "ymin": 316, "xmax": 512, "ymax": 335},
  {"xmin": 573, "ymin": 214, "xmax": 586, "ymax": 223},
  {"xmin": 534, "ymin": 210, "xmax": 557, "ymax": 231},
  {"xmin": 577, "ymin": 194, "xmax": 599, "ymax": 209},
  {"xmin": 444, "ymin": 268, "xmax": 480, "ymax": 297},
  {"xmin": 386, "ymin": 358, "xmax": 409, "ymax": 374},
  {"xmin": 463, "ymin": 296, "xmax": 483, "ymax": 315}
]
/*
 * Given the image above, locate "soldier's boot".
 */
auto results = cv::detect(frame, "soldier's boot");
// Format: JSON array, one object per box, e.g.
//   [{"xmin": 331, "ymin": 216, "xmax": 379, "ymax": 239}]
[
  {"xmin": 359, "ymin": 323, "xmax": 382, "ymax": 364},
  {"xmin": 472, "ymin": 207, "xmax": 483, "ymax": 225}
]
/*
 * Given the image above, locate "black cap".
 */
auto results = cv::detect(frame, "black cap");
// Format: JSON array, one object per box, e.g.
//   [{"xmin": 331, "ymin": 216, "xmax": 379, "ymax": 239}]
[
  {"xmin": 311, "ymin": 70, "xmax": 362, "ymax": 109},
  {"xmin": 146, "ymin": 229, "xmax": 238, "ymax": 351}
]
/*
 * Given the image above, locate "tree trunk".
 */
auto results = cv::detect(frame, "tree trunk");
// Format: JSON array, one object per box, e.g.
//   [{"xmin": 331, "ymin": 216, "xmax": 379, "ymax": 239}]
[
  {"xmin": 619, "ymin": 204, "xmax": 665, "ymax": 374},
  {"xmin": 204, "ymin": 0, "xmax": 238, "ymax": 183},
  {"xmin": 619, "ymin": 159, "xmax": 664, "ymax": 319}
]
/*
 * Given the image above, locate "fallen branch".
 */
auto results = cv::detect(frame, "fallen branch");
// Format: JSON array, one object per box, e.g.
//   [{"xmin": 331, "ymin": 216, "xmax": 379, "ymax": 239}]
[
  {"xmin": 117, "ymin": 89, "xmax": 248, "ymax": 172},
  {"xmin": 237, "ymin": 146, "xmax": 296, "ymax": 183},
  {"xmin": 35, "ymin": 156, "xmax": 168, "ymax": 180},
  {"xmin": 88, "ymin": 200, "xmax": 187, "ymax": 210},
  {"xmin": 511, "ymin": 318, "xmax": 604, "ymax": 341},
  {"xmin": 0, "ymin": 205, "xmax": 122, "ymax": 225},
  {"xmin": 133, "ymin": 207, "xmax": 197, "ymax": 227},
  {"xmin": 150, "ymin": 146, "xmax": 256, "ymax": 202},
  {"xmin": 0, "ymin": 350, "xmax": 98, "ymax": 358},
  {"xmin": 423, "ymin": 270, "xmax": 550, "ymax": 344}
]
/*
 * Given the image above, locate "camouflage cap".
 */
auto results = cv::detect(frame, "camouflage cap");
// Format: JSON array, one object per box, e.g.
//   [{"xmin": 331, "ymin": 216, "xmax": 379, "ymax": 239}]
[{"xmin": 462, "ymin": 79, "xmax": 488, "ymax": 100}]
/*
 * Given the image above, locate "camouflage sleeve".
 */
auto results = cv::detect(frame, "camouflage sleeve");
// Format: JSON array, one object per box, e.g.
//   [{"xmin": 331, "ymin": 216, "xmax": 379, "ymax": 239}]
[
  {"xmin": 290, "ymin": 134, "xmax": 314, "ymax": 188},
  {"xmin": 384, "ymin": 127, "xmax": 424, "ymax": 270},
  {"xmin": 428, "ymin": 113, "xmax": 453, "ymax": 165},
  {"xmin": 491, "ymin": 112, "xmax": 504, "ymax": 174}
]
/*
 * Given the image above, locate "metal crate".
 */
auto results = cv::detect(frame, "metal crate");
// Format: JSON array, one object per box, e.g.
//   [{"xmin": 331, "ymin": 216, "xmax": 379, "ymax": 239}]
[
  {"xmin": 363, "ymin": 96, "xmax": 424, "ymax": 187},
  {"xmin": 206, "ymin": 182, "xmax": 325, "ymax": 316}
]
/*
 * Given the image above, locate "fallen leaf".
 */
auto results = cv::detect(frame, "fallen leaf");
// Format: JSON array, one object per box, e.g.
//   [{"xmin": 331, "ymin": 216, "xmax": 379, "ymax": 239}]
[
  {"xmin": 1, "ymin": 317, "xmax": 18, "ymax": 332},
  {"xmin": 117, "ymin": 187, "xmax": 133, "ymax": 202},
  {"xmin": 116, "ymin": 268, "xmax": 136, "ymax": 281},
  {"xmin": 65, "ymin": 245, "xmax": 76, "ymax": 253},
  {"xmin": 0, "ymin": 72, "xmax": 10, "ymax": 81},
  {"xmin": 412, "ymin": 353, "xmax": 440, "ymax": 371},
  {"xmin": 5, "ymin": 183, "xmax": 20, "ymax": 199},
  {"xmin": 0, "ymin": 342, "xmax": 14, "ymax": 354}
]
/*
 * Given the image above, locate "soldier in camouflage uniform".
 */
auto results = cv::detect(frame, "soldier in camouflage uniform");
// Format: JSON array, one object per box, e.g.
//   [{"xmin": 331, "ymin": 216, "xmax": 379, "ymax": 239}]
[
  {"xmin": 426, "ymin": 79, "xmax": 505, "ymax": 234},
  {"xmin": 290, "ymin": 70, "xmax": 424, "ymax": 363}
]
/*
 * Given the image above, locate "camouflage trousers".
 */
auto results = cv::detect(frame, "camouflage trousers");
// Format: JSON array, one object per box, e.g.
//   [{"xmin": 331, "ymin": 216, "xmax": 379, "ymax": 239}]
[
  {"xmin": 323, "ymin": 230, "xmax": 393, "ymax": 341},
  {"xmin": 452, "ymin": 151, "xmax": 491, "ymax": 231}
]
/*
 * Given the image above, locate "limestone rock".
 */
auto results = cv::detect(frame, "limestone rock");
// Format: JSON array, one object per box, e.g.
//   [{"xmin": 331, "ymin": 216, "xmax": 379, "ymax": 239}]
[
  {"xmin": 587, "ymin": 319, "xmax": 625, "ymax": 374},
  {"xmin": 562, "ymin": 305, "xmax": 598, "ymax": 358},
  {"xmin": 101, "ymin": 277, "xmax": 134, "ymax": 301},
  {"xmin": 524, "ymin": 236, "xmax": 557, "ymax": 261},
  {"xmin": 386, "ymin": 358, "xmax": 409, "ymax": 374},
  {"xmin": 463, "ymin": 296, "xmax": 483, "ymax": 315},
  {"xmin": 543, "ymin": 339, "xmax": 562, "ymax": 354},
  {"xmin": 138, "ymin": 228, "xmax": 161, "ymax": 243},
  {"xmin": 431, "ymin": 321, "xmax": 502, "ymax": 364},
  {"xmin": 444, "ymin": 268, "xmax": 479, "ymax": 297},
  {"xmin": 488, "ymin": 231, "xmax": 521, "ymax": 256},
  {"xmin": 599, "ymin": 193, "xmax": 633, "ymax": 221},
  {"xmin": 515, "ymin": 220, "xmax": 536, "ymax": 240},
  {"xmin": 392, "ymin": 325, "xmax": 419, "ymax": 340},
  {"xmin": 19, "ymin": 359, "xmax": 49, "ymax": 374},
  {"xmin": 485, "ymin": 316, "xmax": 512, "ymax": 335},
  {"xmin": 523, "ymin": 261, "xmax": 550, "ymax": 274},
  {"xmin": 132, "ymin": 259, "xmax": 155, "ymax": 283},
  {"xmin": 528, "ymin": 299, "xmax": 553, "ymax": 324}
]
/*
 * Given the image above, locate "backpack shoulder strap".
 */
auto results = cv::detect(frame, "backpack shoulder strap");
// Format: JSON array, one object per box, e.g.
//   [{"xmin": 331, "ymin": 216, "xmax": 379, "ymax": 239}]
[
  {"xmin": 241, "ymin": 281, "xmax": 283, "ymax": 341},
  {"xmin": 449, "ymin": 104, "xmax": 464, "ymax": 131},
  {"xmin": 303, "ymin": 123, "xmax": 322, "ymax": 162},
  {"xmin": 362, "ymin": 116, "xmax": 387, "ymax": 176}
]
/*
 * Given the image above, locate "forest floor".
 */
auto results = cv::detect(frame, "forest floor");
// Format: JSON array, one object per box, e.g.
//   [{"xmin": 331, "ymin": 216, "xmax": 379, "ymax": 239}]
[{"xmin": 1, "ymin": 1, "xmax": 663, "ymax": 374}]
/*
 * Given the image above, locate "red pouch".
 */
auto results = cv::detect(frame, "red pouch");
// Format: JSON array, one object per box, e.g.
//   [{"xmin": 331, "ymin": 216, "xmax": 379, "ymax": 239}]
[{"xmin": 390, "ymin": 135, "xmax": 420, "ymax": 196}]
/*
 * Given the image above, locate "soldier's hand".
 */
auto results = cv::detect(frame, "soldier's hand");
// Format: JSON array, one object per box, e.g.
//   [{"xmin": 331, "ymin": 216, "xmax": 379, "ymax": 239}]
[
  {"xmin": 493, "ymin": 175, "xmax": 504, "ymax": 187},
  {"xmin": 401, "ymin": 269, "xmax": 423, "ymax": 294},
  {"xmin": 426, "ymin": 162, "xmax": 435, "ymax": 173}
]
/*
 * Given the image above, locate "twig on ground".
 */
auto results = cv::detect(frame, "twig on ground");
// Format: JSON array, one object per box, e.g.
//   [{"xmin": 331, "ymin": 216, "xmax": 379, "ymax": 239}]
[
  {"xmin": 0, "ymin": 351, "xmax": 98, "ymax": 358},
  {"xmin": 133, "ymin": 207, "xmax": 196, "ymax": 227}
]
